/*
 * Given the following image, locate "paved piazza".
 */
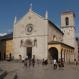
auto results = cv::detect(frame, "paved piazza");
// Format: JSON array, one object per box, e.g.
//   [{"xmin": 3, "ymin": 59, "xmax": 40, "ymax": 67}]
[{"xmin": 0, "ymin": 61, "xmax": 79, "ymax": 79}]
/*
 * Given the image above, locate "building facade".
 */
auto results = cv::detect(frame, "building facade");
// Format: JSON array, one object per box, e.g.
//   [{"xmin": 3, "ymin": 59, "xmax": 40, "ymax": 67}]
[
  {"xmin": 0, "ymin": 33, "xmax": 13, "ymax": 60},
  {"xmin": 0, "ymin": 6, "xmax": 78, "ymax": 63},
  {"xmin": 13, "ymin": 7, "xmax": 77, "ymax": 63}
]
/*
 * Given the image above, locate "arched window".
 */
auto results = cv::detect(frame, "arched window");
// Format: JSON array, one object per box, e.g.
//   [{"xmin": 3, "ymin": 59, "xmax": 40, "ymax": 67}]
[
  {"xmin": 65, "ymin": 17, "xmax": 69, "ymax": 25},
  {"xmin": 25, "ymin": 39, "xmax": 32, "ymax": 47}
]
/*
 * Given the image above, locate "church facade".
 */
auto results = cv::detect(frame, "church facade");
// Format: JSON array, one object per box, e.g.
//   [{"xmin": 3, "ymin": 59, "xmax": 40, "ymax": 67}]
[
  {"xmin": 13, "ymin": 7, "xmax": 78, "ymax": 63},
  {"xmin": 0, "ymin": 6, "xmax": 78, "ymax": 63}
]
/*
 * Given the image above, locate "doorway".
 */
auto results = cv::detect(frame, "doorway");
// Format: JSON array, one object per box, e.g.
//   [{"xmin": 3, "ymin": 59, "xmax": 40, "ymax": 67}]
[{"xmin": 27, "ymin": 47, "xmax": 32, "ymax": 59}]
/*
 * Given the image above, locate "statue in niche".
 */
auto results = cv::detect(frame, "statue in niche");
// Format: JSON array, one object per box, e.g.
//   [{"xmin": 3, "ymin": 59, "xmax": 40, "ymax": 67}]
[
  {"xmin": 20, "ymin": 40, "xmax": 23, "ymax": 47},
  {"xmin": 34, "ymin": 39, "xmax": 37, "ymax": 47}
]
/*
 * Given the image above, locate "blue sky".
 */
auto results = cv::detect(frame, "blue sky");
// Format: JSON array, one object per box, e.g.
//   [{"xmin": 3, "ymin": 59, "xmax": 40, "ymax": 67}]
[{"xmin": 0, "ymin": 0, "xmax": 79, "ymax": 36}]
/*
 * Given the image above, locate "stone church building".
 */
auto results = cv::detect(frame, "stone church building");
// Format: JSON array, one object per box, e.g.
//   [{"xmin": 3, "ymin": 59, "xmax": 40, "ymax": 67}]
[{"xmin": 0, "ymin": 6, "xmax": 78, "ymax": 63}]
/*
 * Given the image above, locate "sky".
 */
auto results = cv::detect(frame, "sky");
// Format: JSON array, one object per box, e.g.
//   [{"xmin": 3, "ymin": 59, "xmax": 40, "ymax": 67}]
[{"xmin": 0, "ymin": 0, "xmax": 79, "ymax": 36}]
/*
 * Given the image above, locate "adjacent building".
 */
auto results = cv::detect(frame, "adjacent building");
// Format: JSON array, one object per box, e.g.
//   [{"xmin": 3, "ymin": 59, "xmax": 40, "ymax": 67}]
[{"xmin": 0, "ymin": 33, "xmax": 13, "ymax": 60}]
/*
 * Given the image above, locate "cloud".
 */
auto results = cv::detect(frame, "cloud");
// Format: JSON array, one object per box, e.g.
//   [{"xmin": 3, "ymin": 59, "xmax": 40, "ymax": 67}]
[{"xmin": 0, "ymin": 33, "xmax": 7, "ymax": 36}]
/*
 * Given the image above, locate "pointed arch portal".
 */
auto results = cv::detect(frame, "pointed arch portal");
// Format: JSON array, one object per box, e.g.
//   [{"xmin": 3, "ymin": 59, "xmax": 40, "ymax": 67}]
[{"xmin": 25, "ymin": 39, "xmax": 32, "ymax": 59}]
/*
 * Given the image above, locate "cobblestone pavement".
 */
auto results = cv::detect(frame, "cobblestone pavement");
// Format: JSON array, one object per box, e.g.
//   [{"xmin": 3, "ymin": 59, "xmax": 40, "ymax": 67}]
[{"xmin": 0, "ymin": 61, "xmax": 79, "ymax": 79}]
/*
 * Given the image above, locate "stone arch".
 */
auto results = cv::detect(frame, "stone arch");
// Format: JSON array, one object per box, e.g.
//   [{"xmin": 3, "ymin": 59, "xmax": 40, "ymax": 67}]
[
  {"xmin": 25, "ymin": 39, "xmax": 32, "ymax": 47},
  {"xmin": 48, "ymin": 47, "xmax": 58, "ymax": 62}
]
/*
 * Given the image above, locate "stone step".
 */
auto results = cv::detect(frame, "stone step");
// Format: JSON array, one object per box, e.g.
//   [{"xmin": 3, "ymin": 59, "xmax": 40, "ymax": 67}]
[{"xmin": 4, "ymin": 72, "xmax": 17, "ymax": 79}]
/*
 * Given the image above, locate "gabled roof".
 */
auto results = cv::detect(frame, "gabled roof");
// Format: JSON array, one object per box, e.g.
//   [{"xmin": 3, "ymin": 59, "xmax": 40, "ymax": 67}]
[
  {"xmin": 0, "ymin": 10, "xmax": 64, "ymax": 41},
  {"xmin": 15, "ymin": 10, "xmax": 45, "ymax": 25},
  {"xmin": 30, "ymin": 10, "xmax": 64, "ymax": 35},
  {"xmin": 0, "ymin": 32, "xmax": 13, "ymax": 40},
  {"xmin": 31, "ymin": 10, "xmax": 45, "ymax": 19},
  {"xmin": 15, "ymin": 9, "xmax": 63, "ymax": 35}
]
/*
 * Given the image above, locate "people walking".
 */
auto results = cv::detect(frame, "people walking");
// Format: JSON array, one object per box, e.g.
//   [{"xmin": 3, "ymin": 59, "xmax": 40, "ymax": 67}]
[
  {"xmin": 58, "ymin": 59, "xmax": 64, "ymax": 70},
  {"xmin": 58, "ymin": 59, "xmax": 61, "ymax": 70},
  {"xmin": 74, "ymin": 59, "xmax": 78, "ymax": 70},
  {"xmin": 24, "ymin": 58, "xmax": 28, "ymax": 67},
  {"xmin": 42, "ymin": 58, "xmax": 45, "ymax": 65},
  {"xmin": 74, "ymin": 59, "xmax": 78, "ymax": 66},
  {"xmin": 29, "ymin": 59, "xmax": 31, "ymax": 67},
  {"xmin": 32, "ymin": 55, "xmax": 35, "ymax": 67},
  {"xmin": 53, "ymin": 59, "xmax": 57, "ymax": 70},
  {"xmin": 37, "ymin": 59, "xmax": 40, "ymax": 65},
  {"xmin": 32, "ymin": 58, "xmax": 35, "ymax": 67},
  {"xmin": 61, "ymin": 59, "xmax": 64, "ymax": 69}
]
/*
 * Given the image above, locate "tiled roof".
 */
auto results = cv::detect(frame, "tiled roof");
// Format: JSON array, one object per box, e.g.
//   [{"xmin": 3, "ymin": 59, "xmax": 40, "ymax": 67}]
[
  {"xmin": 48, "ymin": 20, "xmax": 64, "ymax": 35},
  {"xmin": 0, "ymin": 32, "xmax": 13, "ymax": 40},
  {"xmin": 48, "ymin": 41, "xmax": 74, "ymax": 49}
]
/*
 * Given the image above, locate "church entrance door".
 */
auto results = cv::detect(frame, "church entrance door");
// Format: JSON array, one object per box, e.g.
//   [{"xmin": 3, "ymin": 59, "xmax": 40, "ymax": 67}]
[{"xmin": 27, "ymin": 47, "xmax": 32, "ymax": 59}]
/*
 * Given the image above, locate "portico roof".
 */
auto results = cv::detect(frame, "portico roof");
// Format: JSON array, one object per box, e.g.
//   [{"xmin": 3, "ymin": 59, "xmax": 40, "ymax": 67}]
[{"xmin": 48, "ymin": 41, "xmax": 74, "ymax": 49}]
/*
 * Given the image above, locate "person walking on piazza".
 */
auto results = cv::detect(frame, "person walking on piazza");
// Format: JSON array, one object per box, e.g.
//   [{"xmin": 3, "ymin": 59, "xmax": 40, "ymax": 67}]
[
  {"xmin": 24, "ymin": 58, "xmax": 28, "ymax": 67},
  {"xmin": 58, "ymin": 59, "xmax": 64, "ymax": 70},
  {"xmin": 28, "ymin": 59, "xmax": 31, "ymax": 67},
  {"xmin": 58, "ymin": 59, "xmax": 61, "ymax": 70},
  {"xmin": 74, "ymin": 59, "xmax": 78, "ymax": 70},
  {"xmin": 42, "ymin": 58, "xmax": 45, "ymax": 65},
  {"xmin": 53, "ymin": 59, "xmax": 57, "ymax": 69},
  {"xmin": 74, "ymin": 59, "xmax": 78, "ymax": 66},
  {"xmin": 32, "ymin": 55, "xmax": 35, "ymax": 67},
  {"xmin": 37, "ymin": 59, "xmax": 40, "ymax": 65},
  {"xmin": 32, "ymin": 58, "xmax": 35, "ymax": 67},
  {"xmin": 61, "ymin": 59, "xmax": 64, "ymax": 69}
]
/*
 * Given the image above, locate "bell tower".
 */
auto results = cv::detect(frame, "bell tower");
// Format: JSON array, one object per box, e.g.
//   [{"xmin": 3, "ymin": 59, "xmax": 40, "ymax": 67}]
[
  {"xmin": 61, "ymin": 11, "xmax": 76, "ymax": 47},
  {"xmin": 61, "ymin": 11, "xmax": 75, "ymax": 27}
]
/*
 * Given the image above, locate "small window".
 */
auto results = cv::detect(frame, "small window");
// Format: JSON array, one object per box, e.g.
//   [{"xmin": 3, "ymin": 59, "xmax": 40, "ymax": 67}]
[
  {"xmin": 34, "ymin": 39, "xmax": 37, "ymax": 47},
  {"xmin": 65, "ymin": 17, "xmax": 69, "ymax": 26}
]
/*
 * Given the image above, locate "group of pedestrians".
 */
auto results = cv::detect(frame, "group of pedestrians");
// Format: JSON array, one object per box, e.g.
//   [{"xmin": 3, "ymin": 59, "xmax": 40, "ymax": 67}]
[
  {"xmin": 23, "ymin": 57, "xmax": 65, "ymax": 70},
  {"xmin": 42, "ymin": 58, "xmax": 48, "ymax": 66},
  {"xmin": 24, "ymin": 57, "xmax": 35, "ymax": 67},
  {"xmin": 23, "ymin": 57, "xmax": 79, "ymax": 71},
  {"xmin": 53, "ymin": 59, "xmax": 64, "ymax": 70}
]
